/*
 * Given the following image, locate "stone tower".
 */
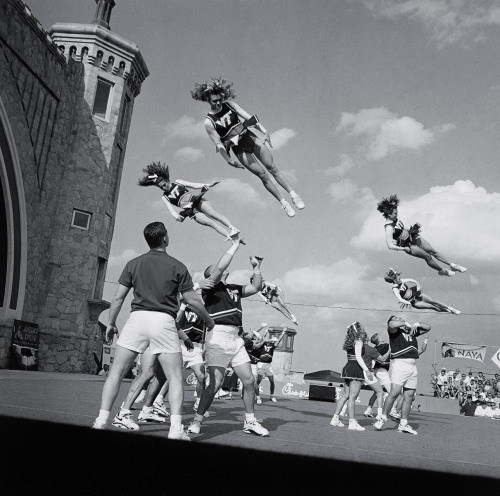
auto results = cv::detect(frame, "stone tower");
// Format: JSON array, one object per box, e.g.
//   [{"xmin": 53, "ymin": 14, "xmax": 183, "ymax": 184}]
[{"xmin": 0, "ymin": 0, "xmax": 148, "ymax": 372}]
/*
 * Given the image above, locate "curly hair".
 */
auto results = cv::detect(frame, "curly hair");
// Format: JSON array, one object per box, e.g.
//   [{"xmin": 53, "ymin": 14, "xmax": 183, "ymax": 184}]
[
  {"xmin": 377, "ymin": 194, "xmax": 399, "ymax": 219},
  {"xmin": 342, "ymin": 321, "xmax": 367, "ymax": 351},
  {"xmin": 138, "ymin": 162, "xmax": 170, "ymax": 187},
  {"xmin": 191, "ymin": 76, "xmax": 236, "ymax": 103},
  {"xmin": 384, "ymin": 267, "xmax": 401, "ymax": 283}
]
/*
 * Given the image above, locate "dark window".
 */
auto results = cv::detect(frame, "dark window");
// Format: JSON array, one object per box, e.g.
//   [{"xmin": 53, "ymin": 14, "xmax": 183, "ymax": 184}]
[
  {"xmin": 72, "ymin": 209, "xmax": 92, "ymax": 230},
  {"xmin": 92, "ymin": 79, "xmax": 113, "ymax": 119}
]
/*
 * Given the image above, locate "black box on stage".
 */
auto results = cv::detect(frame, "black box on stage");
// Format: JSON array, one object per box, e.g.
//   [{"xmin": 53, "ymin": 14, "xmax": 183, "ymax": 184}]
[{"xmin": 308, "ymin": 384, "xmax": 336, "ymax": 402}]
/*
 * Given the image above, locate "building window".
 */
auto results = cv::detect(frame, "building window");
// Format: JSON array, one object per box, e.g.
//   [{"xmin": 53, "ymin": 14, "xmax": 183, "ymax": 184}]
[
  {"xmin": 71, "ymin": 209, "xmax": 92, "ymax": 230},
  {"xmin": 92, "ymin": 78, "xmax": 113, "ymax": 120},
  {"xmin": 119, "ymin": 95, "xmax": 131, "ymax": 134},
  {"xmin": 93, "ymin": 257, "xmax": 107, "ymax": 299}
]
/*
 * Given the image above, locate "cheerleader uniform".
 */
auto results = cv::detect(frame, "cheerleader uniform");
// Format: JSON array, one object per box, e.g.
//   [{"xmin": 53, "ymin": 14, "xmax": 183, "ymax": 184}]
[
  {"xmin": 341, "ymin": 343, "xmax": 365, "ymax": 380},
  {"xmin": 395, "ymin": 280, "xmax": 422, "ymax": 303},
  {"xmin": 385, "ymin": 219, "xmax": 421, "ymax": 247},
  {"xmin": 162, "ymin": 181, "xmax": 208, "ymax": 219}
]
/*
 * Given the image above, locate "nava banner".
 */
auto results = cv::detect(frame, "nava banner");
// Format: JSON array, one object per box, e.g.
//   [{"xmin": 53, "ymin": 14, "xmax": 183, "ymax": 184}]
[
  {"xmin": 11, "ymin": 320, "xmax": 39, "ymax": 371},
  {"xmin": 441, "ymin": 342, "xmax": 486, "ymax": 362}
]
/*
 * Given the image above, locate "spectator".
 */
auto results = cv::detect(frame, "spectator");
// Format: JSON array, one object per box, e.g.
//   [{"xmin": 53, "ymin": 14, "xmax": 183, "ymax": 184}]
[
  {"xmin": 460, "ymin": 395, "xmax": 477, "ymax": 417},
  {"xmin": 484, "ymin": 401, "xmax": 496, "ymax": 419},
  {"xmin": 436, "ymin": 369, "xmax": 448, "ymax": 396},
  {"xmin": 492, "ymin": 391, "xmax": 500, "ymax": 407},
  {"xmin": 463, "ymin": 372, "xmax": 474, "ymax": 386},
  {"xmin": 474, "ymin": 401, "xmax": 488, "ymax": 418},
  {"xmin": 492, "ymin": 403, "xmax": 500, "ymax": 419}
]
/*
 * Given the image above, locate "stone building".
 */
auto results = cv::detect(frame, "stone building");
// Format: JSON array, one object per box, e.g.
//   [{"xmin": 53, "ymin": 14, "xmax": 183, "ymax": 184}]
[{"xmin": 0, "ymin": 0, "xmax": 149, "ymax": 372}]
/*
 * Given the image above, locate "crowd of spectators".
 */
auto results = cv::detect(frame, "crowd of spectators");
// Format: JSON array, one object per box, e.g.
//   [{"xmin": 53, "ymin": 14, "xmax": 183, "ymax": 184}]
[{"xmin": 431, "ymin": 368, "xmax": 500, "ymax": 418}]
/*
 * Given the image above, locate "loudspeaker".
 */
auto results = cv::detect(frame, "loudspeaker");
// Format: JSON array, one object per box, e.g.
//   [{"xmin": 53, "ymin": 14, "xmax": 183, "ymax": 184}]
[{"xmin": 308, "ymin": 384, "xmax": 336, "ymax": 402}]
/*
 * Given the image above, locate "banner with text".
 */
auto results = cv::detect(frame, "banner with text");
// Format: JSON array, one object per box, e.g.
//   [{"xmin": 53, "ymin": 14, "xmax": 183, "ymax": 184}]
[
  {"xmin": 441, "ymin": 342, "xmax": 486, "ymax": 363},
  {"xmin": 11, "ymin": 320, "xmax": 39, "ymax": 371}
]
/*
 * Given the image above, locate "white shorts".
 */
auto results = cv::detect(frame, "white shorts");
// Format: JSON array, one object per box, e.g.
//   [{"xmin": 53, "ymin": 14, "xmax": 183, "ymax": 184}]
[
  {"xmin": 374, "ymin": 367, "xmax": 391, "ymax": 388},
  {"xmin": 204, "ymin": 325, "xmax": 250, "ymax": 369},
  {"xmin": 389, "ymin": 359, "xmax": 418, "ymax": 390},
  {"xmin": 251, "ymin": 363, "xmax": 258, "ymax": 377},
  {"xmin": 363, "ymin": 369, "xmax": 379, "ymax": 386},
  {"xmin": 117, "ymin": 311, "xmax": 180, "ymax": 355},
  {"xmin": 257, "ymin": 362, "xmax": 274, "ymax": 377},
  {"xmin": 181, "ymin": 342, "xmax": 204, "ymax": 369}
]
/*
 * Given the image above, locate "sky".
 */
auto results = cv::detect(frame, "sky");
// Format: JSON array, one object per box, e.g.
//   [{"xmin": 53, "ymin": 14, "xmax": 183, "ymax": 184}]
[{"xmin": 33, "ymin": 0, "xmax": 500, "ymax": 392}]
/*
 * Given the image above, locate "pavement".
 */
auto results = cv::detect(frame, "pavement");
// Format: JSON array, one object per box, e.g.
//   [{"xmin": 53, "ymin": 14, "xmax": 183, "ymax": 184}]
[{"xmin": 0, "ymin": 369, "xmax": 499, "ymax": 494}]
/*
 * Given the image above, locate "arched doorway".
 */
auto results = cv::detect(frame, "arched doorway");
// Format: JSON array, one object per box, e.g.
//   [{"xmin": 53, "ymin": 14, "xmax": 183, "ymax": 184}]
[{"xmin": 0, "ymin": 96, "xmax": 27, "ymax": 321}]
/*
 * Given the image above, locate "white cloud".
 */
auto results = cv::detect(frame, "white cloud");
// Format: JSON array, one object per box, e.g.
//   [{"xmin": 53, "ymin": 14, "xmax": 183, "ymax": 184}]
[
  {"xmin": 336, "ymin": 107, "xmax": 454, "ymax": 160},
  {"xmin": 164, "ymin": 116, "xmax": 206, "ymax": 141},
  {"xmin": 174, "ymin": 146, "xmax": 205, "ymax": 162},
  {"xmin": 270, "ymin": 128, "xmax": 297, "ymax": 150},
  {"xmin": 351, "ymin": 180, "xmax": 500, "ymax": 262},
  {"xmin": 108, "ymin": 248, "xmax": 140, "ymax": 267},
  {"xmin": 211, "ymin": 178, "xmax": 267, "ymax": 207},
  {"xmin": 326, "ymin": 180, "xmax": 376, "ymax": 216},
  {"xmin": 360, "ymin": 0, "xmax": 500, "ymax": 47},
  {"xmin": 325, "ymin": 155, "xmax": 355, "ymax": 176},
  {"xmin": 279, "ymin": 257, "xmax": 372, "ymax": 298}
]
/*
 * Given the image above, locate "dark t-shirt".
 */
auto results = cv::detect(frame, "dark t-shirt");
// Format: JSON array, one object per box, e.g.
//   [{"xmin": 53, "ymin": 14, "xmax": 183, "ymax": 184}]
[
  {"xmin": 362, "ymin": 346, "xmax": 381, "ymax": 371},
  {"xmin": 118, "ymin": 250, "xmax": 192, "ymax": 318},
  {"xmin": 460, "ymin": 402, "xmax": 477, "ymax": 417},
  {"xmin": 259, "ymin": 342, "xmax": 278, "ymax": 364},
  {"xmin": 202, "ymin": 282, "xmax": 243, "ymax": 326},
  {"xmin": 375, "ymin": 343, "xmax": 390, "ymax": 370}
]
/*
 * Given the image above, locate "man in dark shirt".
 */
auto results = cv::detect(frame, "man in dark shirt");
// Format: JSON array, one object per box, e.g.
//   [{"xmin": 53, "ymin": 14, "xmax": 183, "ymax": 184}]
[
  {"xmin": 188, "ymin": 240, "xmax": 269, "ymax": 436},
  {"xmin": 374, "ymin": 316, "xmax": 430, "ymax": 435},
  {"xmin": 460, "ymin": 395, "xmax": 477, "ymax": 416},
  {"xmin": 256, "ymin": 328, "xmax": 286, "ymax": 403},
  {"xmin": 92, "ymin": 222, "xmax": 214, "ymax": 440}
]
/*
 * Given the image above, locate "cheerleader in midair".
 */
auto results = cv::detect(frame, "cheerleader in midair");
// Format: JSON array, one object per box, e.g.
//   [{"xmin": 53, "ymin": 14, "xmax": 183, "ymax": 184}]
[
  {"xmin": 138, "ymin": 162, "xmax": 242, "ymax": 243},
  {"xmin": 191, "ymin": 76, "xmax": 305, "ymax": 218},
  {"xmin": 377, "ymin": 194, "xmax": 467, "ymax": 277}
]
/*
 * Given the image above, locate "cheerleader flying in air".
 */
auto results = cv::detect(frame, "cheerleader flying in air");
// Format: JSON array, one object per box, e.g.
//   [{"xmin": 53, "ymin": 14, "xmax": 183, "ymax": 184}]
[
  {"xmin": 377, "ymin": 194, "xmax": 467, "ymax": 277},
  {"xmin": 191, "ymin": 76, "xmax": 305, "ymax": 218},
  {"xmin": 384, "ymin": 268, "xmax": 461, "ymax": 315},
  {"xmin": 138, "ymin": 162, "xmax": 243, "ymax": 243},
  {"xmin": 250, "ymin": 271, "xmax": 298, "ymax": 325}
]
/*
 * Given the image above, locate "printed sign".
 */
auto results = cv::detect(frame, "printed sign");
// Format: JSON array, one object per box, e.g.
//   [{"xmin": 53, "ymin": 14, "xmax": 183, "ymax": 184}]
[
  {"xmin": 441, "ymin": 342, "xmax": 486, "ymax": 363},
  {"xmin": 491, "ymin": 347, "xmax": 500, "ymax": 369},
  {"xmin": 11, "ymin": 320, "xmax": 39, "ymax": 371}
]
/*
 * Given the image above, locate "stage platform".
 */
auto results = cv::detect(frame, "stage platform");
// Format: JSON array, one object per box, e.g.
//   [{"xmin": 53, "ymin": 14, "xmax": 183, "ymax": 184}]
[{"xmin": 0, "ymin": 370, "xmax": 498, "ymax": 494}]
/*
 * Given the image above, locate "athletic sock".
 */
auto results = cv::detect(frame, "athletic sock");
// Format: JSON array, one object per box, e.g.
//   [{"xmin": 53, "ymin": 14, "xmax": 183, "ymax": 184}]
[
  {"xmin": 400, "ymin": 418, "xmax": 408, "ymax": 427},
  {"xmin": 279, "ymin": 199, "xmax": 287, "ymax": 205},
  {"xmin": 142, "ymin": 406, "xmax": 153, "ymax": 413},
  {"xmin": 333, "ymin": 414, "xmax": 339, "ymax": 420},
  {"xmin": 155, "ymin": 394, "xmax": 164, "ymax": 404},
  {"xmin": 377, "ymin": 408, "xmax": 382, "ymax": 415},
  {"xmin": 290, "ymin": 191, "xmax": 298, "ymax": 198},
  {"xmin": 348, "ymin": 418, "xmax": 357, "ymax": 424},
  {"xmin": 170, "ymin": 414, "xmax": 182, "ymax": 429},
  {"xmin": 119, "ymin": 408, "xmax": 131, "ymax": 415},
  {"xmin": 97, "ymin": 410, "xmax": 110, "ymax": 423},
  {"xmin": 245, "ymin": 413, "xmax": 256, "ymax": 422}
]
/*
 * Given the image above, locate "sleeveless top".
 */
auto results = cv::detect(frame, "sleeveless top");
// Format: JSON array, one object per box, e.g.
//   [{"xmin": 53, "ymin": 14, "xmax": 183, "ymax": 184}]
[
  {"xmin": 206, "ymin": 103, "xmax": 241, "ymax": 139},
  {"xmin": 346, "ymin": 344, "xmax": 365, "ymax": 361},
  {"xmin": 202, "ymin": 282, "xmax": 243, "ymax": 326},
  {"xmin": 385, "ymin": 219, "xmax": 410, "ymax": 246},
  {"xmin": 389, "ymin": 327, "xmax": 419, "ymax": 360},
  {"xmin": 163, "ymin": 182, "xmax": 191, "ymax": 207},
  {"xmin": 177, "ymin": 305, "xmax": 204, "ymax": 343},
  {"xmin": 396, "ymin": 280, "xmax": 421, "ymax": 301}
]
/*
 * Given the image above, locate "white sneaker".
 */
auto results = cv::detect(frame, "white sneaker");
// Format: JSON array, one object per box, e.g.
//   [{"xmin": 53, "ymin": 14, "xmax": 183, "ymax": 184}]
[
  {"xmin": 138, "ymin": 409, "xmax": 166, "ymax": 423},
  {"xmin": 92, "ymin": 419, "xmax": 106, "ymax": 430},
  {"xmin": 438, "ymin": 269, "xmax": 455, "ymax": 277},
  {"xmin": 291, "ymin": 315, "xmax": 299, "ymax": 325},
  {"xmin": 112, "ymin": 412, "xmax": 140, "ymax": 431},
  {"xmin": 271, "ymin": 397, "xmax": 277, "ymax": 403},
  {"xmin": 134, "ymin": 391, "xmax": 146, "ymax": 404},
  {"xmin": 398, "ymin": 423, "xmax": 418, "ymax": 435},
  {"xmin": 330, "ymin": 417, "xmax": 344, "ymax": 427},
  {"xmin": 228, "ymin": 226, "xmax": 240, "ymax": 239},
  {"xmin": 389, "ymin": 409, "xmax": 401, "ymax": 420},
  {"xmin": 450, "ymin": 263, "xmax": 467, "ymax": 273},
  {"xmin": 448, "ymin": 307, "xmax": 461, "ymax": 315},
  {"xmin": 291, "ymin": 194, "xmax": 305, "ymax": 210},
  {"xmin": 373, "ymin": 418, "xmax": 386, "ymax": 431},
  {"xmin": 375, "ymin": 414, "xmax": 383, "ymax": 421},
  {"xmin": 243, "ymin": 419, "xmax": 269, "ymax": 436},
  {"xmin": 187, "ymin": 419, "xmax": 202, "ymax": 434},
  {"xmin": 281, "ymin": 200, "xmax": 295, "ymax": 217},
  {"xmin": 152, "ymin": 400, "xmax": 170, "ymax": 418},
  {"xmin": 348, "ymin": 421, "xmax": 365, "ymax": 431},
  {"xmin": 363, "ymin": 409, "xmax": 374, "ymax": 418},
  {"xmin": 256, "ymin": 396, "xmax": 262, "ymax": 405},
  {"xmin": 168, "ymin": 425, "xmax": 191, "ymax": 441}
]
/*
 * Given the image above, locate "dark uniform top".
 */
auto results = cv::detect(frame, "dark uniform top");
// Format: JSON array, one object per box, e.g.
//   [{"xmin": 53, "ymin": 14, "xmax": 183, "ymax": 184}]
[
  {"xmin": 259, "ymin": 342, "xmax": 278, "ymax": 364},
  {"xmin": 389, "ymin": 325, "xmax": 421, "ymax": 360},
  {"xmin": 375, "ymin": 343, "xmax": 390, "ymax": 370},
  {"xmin": 206, "ymin": 103, "xmax": 241, "ymax": 139},
  {"xmin": 178, "ymin": 305, "xmax": 204, "ymax": 343},
  {"xmin": 202, "ymin": 282, "xmax": 243, "ymax": 327}
]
